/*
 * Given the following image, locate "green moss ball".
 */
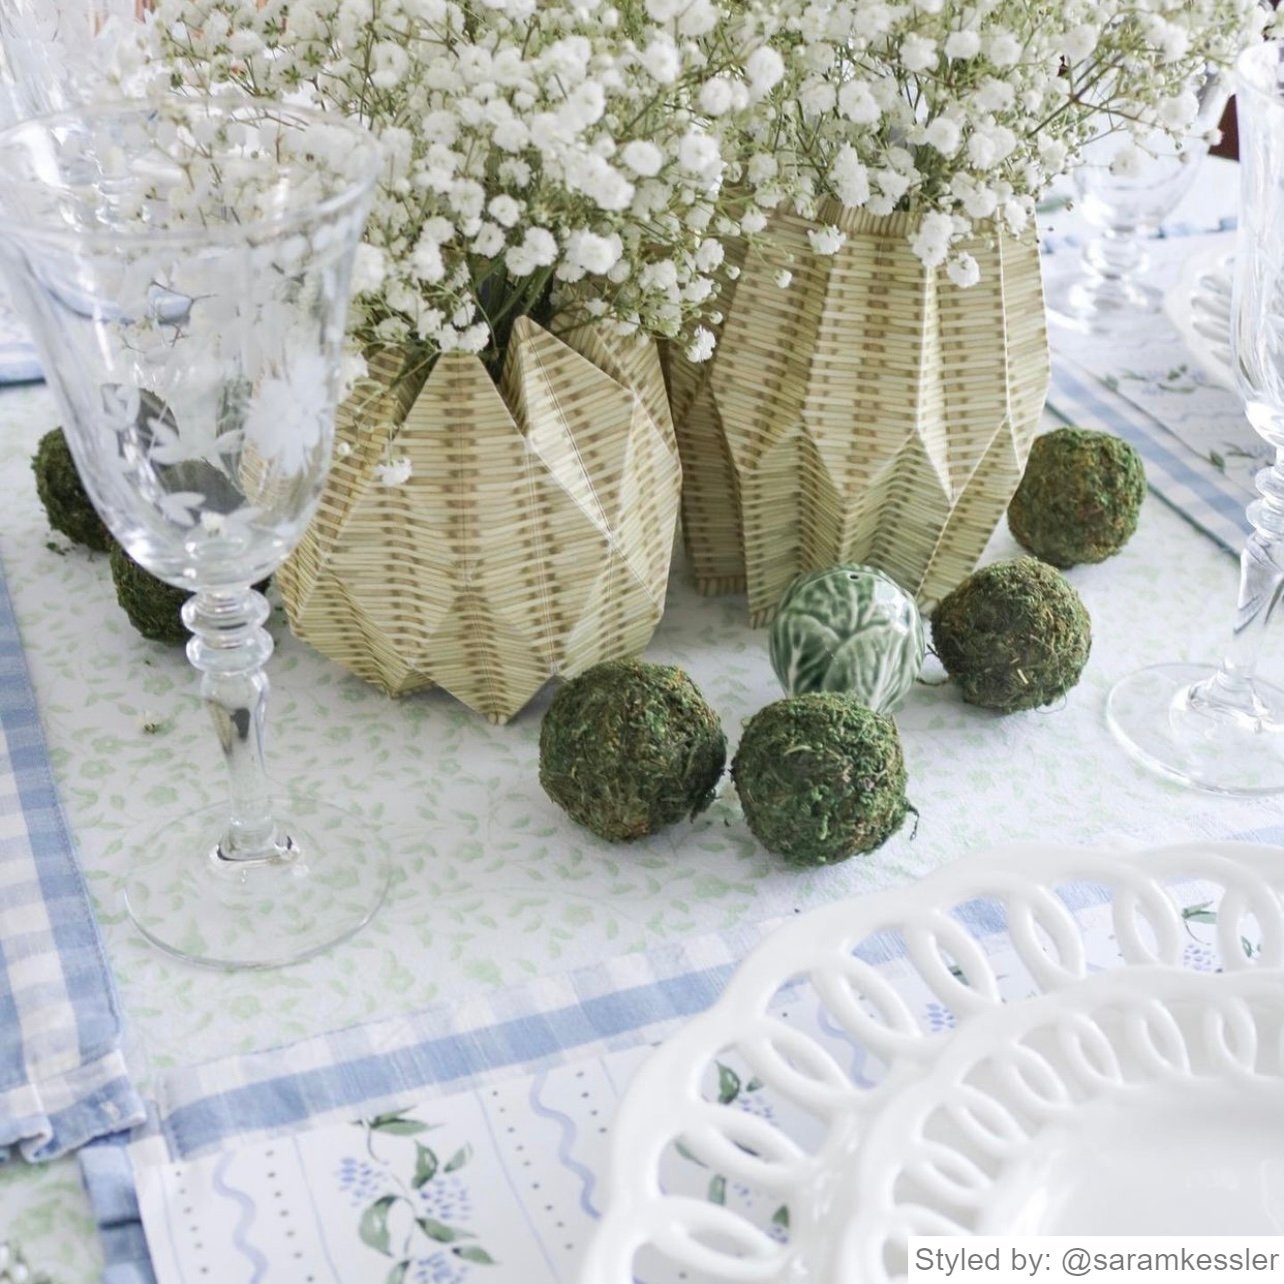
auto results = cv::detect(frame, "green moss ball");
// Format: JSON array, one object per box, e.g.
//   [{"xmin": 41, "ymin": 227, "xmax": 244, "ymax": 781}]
[
  {"xmin": 32, "ymin": 428, "xmax": 111, "ymax": 552},
  {"xmin": 109, "ymin": 543, "xmax": 191, "ymax": 645},
  {"xmin": 1008, "ymin": 428, "xmax": 1145, "ymax": 567},
  {"xmin": 539, "ymin": 658, "xmax": 726, "ymax": 842},
  {"xmin": 930, "ymin": 557, "xmax": 1091, "ymax": 712},
  {"xmin": 732, "ymin": 693, "xmax": 910, "ymax": 867}
]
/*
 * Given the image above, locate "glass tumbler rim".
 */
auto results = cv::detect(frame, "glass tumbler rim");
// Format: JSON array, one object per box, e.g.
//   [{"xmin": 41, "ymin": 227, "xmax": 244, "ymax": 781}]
[
  {"xmin": 0, "ymin": 93, "xmax": 383, "ymax": 252},
  {"xmin": 1235, "ymin": 39, "xmax": 1284, "ymax": 112}
]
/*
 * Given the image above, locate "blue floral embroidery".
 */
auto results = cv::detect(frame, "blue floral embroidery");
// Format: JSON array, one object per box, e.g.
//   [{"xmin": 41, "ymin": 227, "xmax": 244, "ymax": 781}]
[
  {"xmin": 337, "ymin": 1157, "xmax": 384, "ymax": 1205},
  {"xmin": 338, "ymin": 1111, "xmax": 495, "ymax": 1282}
]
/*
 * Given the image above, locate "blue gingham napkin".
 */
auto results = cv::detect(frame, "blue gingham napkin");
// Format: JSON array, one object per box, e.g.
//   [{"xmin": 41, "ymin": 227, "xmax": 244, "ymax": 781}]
[{"xmin": 0, "ymin": 554, "xmax": 143, "ymax": 1161}]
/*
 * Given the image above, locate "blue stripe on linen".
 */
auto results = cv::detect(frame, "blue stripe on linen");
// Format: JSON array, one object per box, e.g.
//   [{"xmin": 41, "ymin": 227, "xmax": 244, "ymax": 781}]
[
  {"xmin": 160, "ymin": 963, "xmax": 737, "ymax": 1158},
  {"xmin": 0, "ymin": 551, "xmax": 144, "ymax": 1160}
]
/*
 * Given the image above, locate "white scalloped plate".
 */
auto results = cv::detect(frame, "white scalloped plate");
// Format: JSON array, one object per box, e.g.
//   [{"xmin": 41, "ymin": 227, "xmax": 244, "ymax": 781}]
[{"xmin": 581, "ymin": 842, "xmax": 1284, "ymax": 1284}]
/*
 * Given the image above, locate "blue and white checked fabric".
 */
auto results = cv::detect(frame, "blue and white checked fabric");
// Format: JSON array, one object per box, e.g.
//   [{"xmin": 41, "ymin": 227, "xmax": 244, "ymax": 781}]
[
  {"xmin": 0, "ymin": 555, "xmax": 143, "ymax": 1162},
  {"xmin": 1047, "ymin": 354, "xmax": 1250, "ymax": 557}
]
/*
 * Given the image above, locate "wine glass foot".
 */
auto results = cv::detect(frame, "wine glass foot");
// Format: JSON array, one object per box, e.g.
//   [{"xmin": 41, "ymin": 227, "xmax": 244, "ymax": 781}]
[
  {"xmin": 1107, "ymin": 662, "xmax": 1284, "ymax": 796},
  {"xmin": 123, "ymin": 792, "xmax": 390, "ymax": 969},
  {"xmin": 1044, "ymin": 270, "xmax": 1164, "ymax": 333}
]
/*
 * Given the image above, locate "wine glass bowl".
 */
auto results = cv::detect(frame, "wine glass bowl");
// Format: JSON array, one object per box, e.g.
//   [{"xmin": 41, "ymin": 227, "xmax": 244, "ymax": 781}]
[{"xmin": 0, "ymin": 98, "xmax": 390, "ymax": 966}]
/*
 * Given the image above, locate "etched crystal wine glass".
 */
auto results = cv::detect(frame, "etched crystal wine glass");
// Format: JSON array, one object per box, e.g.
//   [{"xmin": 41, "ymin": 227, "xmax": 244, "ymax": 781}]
[
  {"xmin": 1107, "ymin": 40, "xmax": 1284, "ymax": 795},
  {"xmin": 0, "ymin": 0, "xmax": 138, "ymax": 117},
  {"xmin": 0, "ymin": 98, "xmax": 389, "ymax": 965},
  {"xmin": 1045, "ymin": 76, "xmax": 1228, "ymax": 333}
]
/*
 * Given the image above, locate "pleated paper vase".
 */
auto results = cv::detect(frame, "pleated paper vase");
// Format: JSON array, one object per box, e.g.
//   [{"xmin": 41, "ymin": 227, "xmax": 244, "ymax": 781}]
[
  {"xmin": 276, "ymin": 318, "xmax": 682, "ymax": 722},
  {"xmin": 665, "ymin": 207, "xmax": 1050, "ymax": 625}
]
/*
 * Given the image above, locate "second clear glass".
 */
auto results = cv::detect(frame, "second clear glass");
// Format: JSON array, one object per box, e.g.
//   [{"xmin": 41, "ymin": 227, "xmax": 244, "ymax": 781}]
[
  {"xmin": 1046, "ymin": 78, "xmax": 1228, "ymax": 333},
  {"xmin": 1107, "ymin": 41, "xmax": 1284, "ymax": 795}
]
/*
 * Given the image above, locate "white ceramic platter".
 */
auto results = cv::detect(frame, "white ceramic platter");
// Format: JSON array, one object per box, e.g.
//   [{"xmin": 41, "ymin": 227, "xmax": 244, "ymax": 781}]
[{"xmin": 581, "ymin": 842, "xmax": 1284, "ymax": 1284}]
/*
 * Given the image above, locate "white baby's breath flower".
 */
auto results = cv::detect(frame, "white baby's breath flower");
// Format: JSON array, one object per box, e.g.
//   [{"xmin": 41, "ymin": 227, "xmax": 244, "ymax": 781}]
[
  {"xmin": 244, "ymin": 354, "xmax": 330, "ymax": 477},
  {"xmin": 745, "ymin": 46, "xmax": 785, "ymax": 96},
  {"xmin": 1157, "ymin": 91, "xmax": 1200, "ymax": 131},
  {"xmin": 678, "ymin": 132, "xmax": 720, "ymax": 178},
  {"xmin": 924, "ymin": 116, "xmax": 962, "ymax": 157},
  {"xmin": 641, "ymin": 36, "xmax": 681, "ymax": 84},
  {"xmin": 1108, "ymin": 143, "xmax": 1146, "ymax": 179},
  {"xmin": 807, "ymin": 225, "xmax": 846, "ymax": 255},
  {"xmin": 567, "ymin": 230, "xmax": 623, "ymax": 273},
  {"xmin": 686, "ymin": 326, "xmax": 716, "ymax": 362},
  {"xmin": 352, "ymin": 244, "xmax": 386, "ymax": 295},
  {"xmin": 620, "ymin": 139, "xmax": 664, "ymax": 177},
  {"xmin": 947, "ymin": 253, "xmax": 981, "ymax": 288},
  {"xmin": 837, "ymin": 80, "xmax": 880, "ymax": 125},
  {"xmin": 830, "ymin": 144, "xmax": 871, "ymax": 205},
  {"xmin": 375, "ymin": 457, "xmax": 413, "ymax": 486},
  {"xmin": 944, "ymin": 31, "xmax": 982, "ymax": 60},
  {"xmin": 986, "ymin": 31, "xmax": 1022, "ymax": 67},
  {"xmin": 488, "ymin": 195, "xmax": 522, "ymax": 227},
  {"xmin": 910, "ymin": 211, "xmax": 955, "ymax": 268},
  {"xmin": 901, "ymin": 35, "xmax": 938, "ymax": 73},
  {"xmin": 776, "ymin": 269, "xmax": 793, "ymax": 288},
  {"xmin": 1062, "ymin": 25, "xmax": 1099, "ymax": 62},
  {"xmin": 700, "ymin": 77, "xmax": 737, "ymax": 117}
]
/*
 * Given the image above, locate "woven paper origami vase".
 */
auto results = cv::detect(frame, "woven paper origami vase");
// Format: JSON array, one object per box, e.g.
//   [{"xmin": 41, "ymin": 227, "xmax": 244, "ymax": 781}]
[
  {"xmin": 666, "ymin": 207, "xmax": 1050, "ymax": 625},
  {"xmin": 277, "ymin": 318, "xmax": 681, "ymax": 722}
]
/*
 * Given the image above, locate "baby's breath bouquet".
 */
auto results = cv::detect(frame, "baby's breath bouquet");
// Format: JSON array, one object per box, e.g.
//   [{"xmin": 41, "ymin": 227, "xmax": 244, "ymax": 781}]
[
  {"xmin": 135, "ymin": 0, "xmax": 764, "ymax": 372},
  {"xmin": 656, "ymin": 0, "xmax": 1271, "ymax": 626},
  {"xmin": 131, "ymin": 0, "xmax": 779, "ymax": 717},
  {"xmin": 721, "ymin": 0, "xmax": 1271, "ymax": 282}
]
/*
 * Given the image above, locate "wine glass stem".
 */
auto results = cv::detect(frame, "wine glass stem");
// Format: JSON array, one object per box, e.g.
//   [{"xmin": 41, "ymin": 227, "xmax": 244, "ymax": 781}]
[
  {"xmin": 1201, "ymin": 454, "xmax": 1284, "ymax": 715},
  {"xmin": 182, "ymin": 586, "xmax": 280, "ymax": 861},
  {"xmin": 1084, "ymin": 229, "xmax": 1148, "ymax": 300}
]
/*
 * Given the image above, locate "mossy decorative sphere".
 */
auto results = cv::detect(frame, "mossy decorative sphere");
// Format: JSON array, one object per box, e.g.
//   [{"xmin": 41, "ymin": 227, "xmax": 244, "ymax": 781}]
[
  {"xmin": 1007, "ymin": 427, "xmax": 1145, "ymax": 567},
  {"xmin": 539, "ymin": 658, "xmax": 726, "ymax": 843},
  {"xmin": 109, "ymin": 544, "xmax": 191, "ymax": 645},
  {"xmin": 768, "ymin": 564, "xmax": 924, "ymax": 711},
  {"xmin": 930, "ymin": 557, "xmax": 1091, "ymax": 712},
  {"xmin": 732, "ymin": 693, "xmax": 910, "ymax": 867},
  {"xmin": 32, "ymin": 428, "xmax": 111, "ymax": 552}
]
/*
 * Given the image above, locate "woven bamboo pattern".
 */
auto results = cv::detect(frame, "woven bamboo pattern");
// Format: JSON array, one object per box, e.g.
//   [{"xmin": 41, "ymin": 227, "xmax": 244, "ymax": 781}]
[
  {"xmin": 666, "ymin": 206, "xmax": 1050, "ymax": 625},
  {"xmin": 276, "ymin": 317, "xmax": 681, "ymax": 722}
]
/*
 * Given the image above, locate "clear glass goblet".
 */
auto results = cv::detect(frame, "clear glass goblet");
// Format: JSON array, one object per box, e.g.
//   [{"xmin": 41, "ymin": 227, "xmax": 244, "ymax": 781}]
[
  {"xmin": 0, "ymin": 98, "xmax": 390, "ymax": 965},
  {"xmin": 1107, "ymin": 41, "xmax": 1284, "ymax": 795},
  {"xmin": 0, "ymin": 0, "xmax": 138, "ymax": 118},
  {"xmin": 1045, "ymin": 79, "xmax": 1227, "ymax": 333}
]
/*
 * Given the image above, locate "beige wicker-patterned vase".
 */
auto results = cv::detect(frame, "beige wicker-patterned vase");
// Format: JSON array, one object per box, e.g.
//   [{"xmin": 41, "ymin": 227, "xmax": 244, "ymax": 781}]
[
  {"xmin": 666, "ymin": 206, "xmax": 1050, "ymax": 625},
  {"xmin": 276, "ymin": 317, "xmax": 681, "ymax": 722}
]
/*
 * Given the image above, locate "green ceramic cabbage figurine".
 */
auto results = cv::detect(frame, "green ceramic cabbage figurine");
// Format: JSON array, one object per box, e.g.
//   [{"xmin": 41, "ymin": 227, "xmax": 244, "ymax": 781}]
[{"xmin": 768, "ymin": 564, "xmax": 925, "ymax": 712}]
